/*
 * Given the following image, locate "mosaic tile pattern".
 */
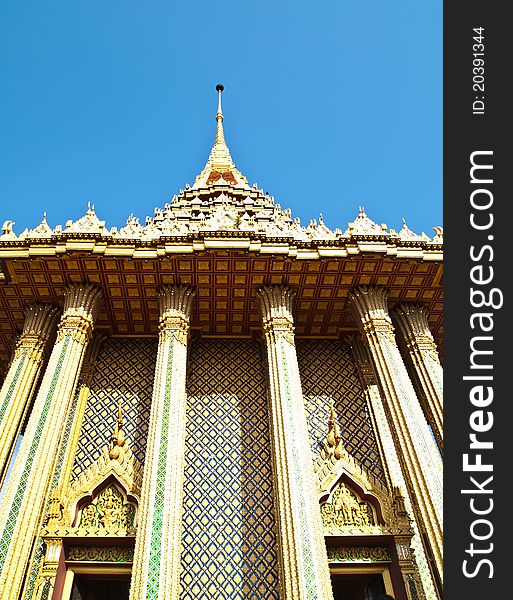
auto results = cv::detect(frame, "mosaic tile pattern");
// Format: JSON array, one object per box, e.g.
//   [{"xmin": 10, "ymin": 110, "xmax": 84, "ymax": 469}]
[
  {"xmin": 146, "ymin": 339, "xmax": 175, "ymax": 598},
  {"xmin": 72, "ymin": 338, "xmax": 157, "ymax": 479},
  {"xmin": 297, "ymin": 339, "xmax": 385, "ymax": 482},
  {"xmin": 0, "ymin": 337, "xmax": 69, "ymax": 568},
  {"xmin": 25, "ymin": 375, "xmax": 84, "ymax": 600},
  {"xmin": 180, "ymin": 340, "xmax": 279, "ymax": 600},
  {"xmin": 278, "ymin": 337, "xmax": 319, "ymax": 599},
  {"xmin": 0, "ymin": 352, "xmax": 26, "ymax": 426}
]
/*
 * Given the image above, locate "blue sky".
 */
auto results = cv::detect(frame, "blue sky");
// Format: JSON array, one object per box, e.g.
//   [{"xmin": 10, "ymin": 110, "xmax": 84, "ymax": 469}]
[{"xmin": 0, "ymin": 1, "xmax": 442, "ymax": 237}]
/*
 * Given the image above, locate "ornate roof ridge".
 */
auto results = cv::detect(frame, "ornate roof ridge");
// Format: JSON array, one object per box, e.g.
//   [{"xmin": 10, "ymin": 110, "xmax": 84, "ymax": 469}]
[{"xmin": 0, "ymin": 202, "xmax": 444, "ymax": 246}]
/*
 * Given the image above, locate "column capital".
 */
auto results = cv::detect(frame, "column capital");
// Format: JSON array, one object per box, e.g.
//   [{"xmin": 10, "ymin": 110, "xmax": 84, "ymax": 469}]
[
  {"xmin": 158, "ymin": 285, "xmax": 195, "ymax": 341},
  {"xmin": 393, "ymin": 304, "xmax": 439, "ymax": 358},
  {"xmin": 256, "ymin": 285, "xmax": 296, "ymax": 343},
  {"xmin": 57, "ymin": 284, "xmax": 103, "ymax": 344},
  {"xmin": 14, "ymin": 303, "xmax": 59, "ymax": 361},
  {"xmin": 349, "ymin": 286, "xmax": 395, "ymax": 340}
]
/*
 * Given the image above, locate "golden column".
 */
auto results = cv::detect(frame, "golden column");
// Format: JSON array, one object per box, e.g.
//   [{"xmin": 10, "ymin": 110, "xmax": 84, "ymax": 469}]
[
  {"xmin": 0, "ymin": 303, "xmax": 58, "ymax": 485},
  {"xmin": 257, "ymin": 285, "xmax": 334, "ymax": 600},
  {"xmin": 349, "ymin": 286, "xmax": 443, "ymax": 581},
  {"xmin": 350, "ymin": 335, "xmax": 438, "ymax": 600},
  {"xmin": 20, "ymin": 333, "xmax": 106, "ymax": 600},
  {"xmin": 393, "ymin": 304, "xmax": 443, "ymax": 451},
  {"xmin": 129, "ymin": 285, "xmax": 195, "ymax": 600},
  {"xmin": 0, "ymin": 283, "xmax": 102, "ymax": 600}
]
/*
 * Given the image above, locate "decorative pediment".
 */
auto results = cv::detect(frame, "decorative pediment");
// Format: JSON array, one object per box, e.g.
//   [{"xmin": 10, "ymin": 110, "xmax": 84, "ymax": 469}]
[
  {"xmin": 315, "ymin": 408, "xmax": 411, "ymax": 536},
  {"xmin": 77, "ymin": 482, "xmax": 137, "ymax": 530},
  {"xmin": 43, "ymin": 402, "xmax": 143, "ymax": 537},
  {"xmin": 317, "ymin": 461, "xmax": 411, "ymax": 536},
  {"xmin": 321, "ymin": 482, "xmax": 376, "ymax": 529}
]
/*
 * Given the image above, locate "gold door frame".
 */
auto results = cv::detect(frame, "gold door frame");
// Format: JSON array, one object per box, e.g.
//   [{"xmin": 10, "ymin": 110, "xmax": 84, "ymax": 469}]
[
  {"xmin": 60, "ymin": 564, "xmax": 132, "ymax": 600},
  {"xmin": 329, "ymin": 564, "xmax": 395, "ymax": 596}
]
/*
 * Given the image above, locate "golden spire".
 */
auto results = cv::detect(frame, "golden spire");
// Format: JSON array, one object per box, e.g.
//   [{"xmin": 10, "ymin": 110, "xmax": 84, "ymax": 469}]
[
  {"xmin": 192, "ymin": 84, "xmax": 250, "ymax": 189},
  {"xmin": 215, "ymin": 83, "xmax": 226, "ymax": 147},
  {"xmin": 109, "ymin": 399, "xmax": 125, "ymax": 460}
]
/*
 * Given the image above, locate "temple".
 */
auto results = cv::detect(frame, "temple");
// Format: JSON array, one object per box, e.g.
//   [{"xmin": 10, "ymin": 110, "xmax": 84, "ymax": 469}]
[{"xmin": 0, "ymin": 85, "xmax": 443, "ymax": 600}]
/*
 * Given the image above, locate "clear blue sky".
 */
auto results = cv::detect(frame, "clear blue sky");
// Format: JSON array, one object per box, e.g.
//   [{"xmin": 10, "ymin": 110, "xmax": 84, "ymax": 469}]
[{"xmin": 0, "ymin": 1, "xmax": 442, "ymax": 237}]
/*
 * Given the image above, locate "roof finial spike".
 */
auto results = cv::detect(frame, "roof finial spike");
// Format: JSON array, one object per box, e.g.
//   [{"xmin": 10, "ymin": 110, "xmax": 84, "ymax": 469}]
[
  {"xmin": 216, "ymin": 83, "xmax": 224, "ymax": 121},
  {"xmin": 192, "ymin": 84, "xmax": 250, "ymax": 190},
  {"xmin": 214, "ymin": 84, "xmax": 226, "ymax": 146}
]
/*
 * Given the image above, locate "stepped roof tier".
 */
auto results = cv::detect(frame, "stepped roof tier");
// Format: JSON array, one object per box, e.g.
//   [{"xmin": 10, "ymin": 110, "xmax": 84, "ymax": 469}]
[{"xmin": 0, "ymin": 86, "xmax": 443, "ymax": 377}]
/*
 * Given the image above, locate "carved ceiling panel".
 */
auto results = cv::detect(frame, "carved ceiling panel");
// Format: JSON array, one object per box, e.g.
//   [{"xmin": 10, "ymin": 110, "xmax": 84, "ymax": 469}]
[{"xmin": 0, "ymin": 253, "xmax": 442, "ymax": 376}]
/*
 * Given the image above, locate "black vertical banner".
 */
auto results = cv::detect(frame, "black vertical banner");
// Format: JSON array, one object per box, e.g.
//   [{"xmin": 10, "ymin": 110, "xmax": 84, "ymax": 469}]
[{"xmin": 444, "ymin": 3, "xmax": 508, "ymax": 598}]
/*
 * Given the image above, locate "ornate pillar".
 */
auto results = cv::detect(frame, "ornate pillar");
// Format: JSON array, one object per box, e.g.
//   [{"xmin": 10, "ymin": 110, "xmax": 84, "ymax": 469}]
[
  {"xmin": 129, "ymin": 285, "xmax": 195, "ymax": 600},
  {"xmin": 257, "ymin": 285, "xmax": 334, "ymax": 600},
  {"xmin": 0, "ymin": 303, "xmax": 58, "ymax": 485},
  {"xmin": 349, "ymin": 335, "xmax": 437, "ymax": 600},
  {"xmin": 393, "ymin": 304, "xmax": 443, "ymax": 451},
  {"xmin": 22, "ymin": 333, "xmax": 105, "ymax": 600},
  {"xmin": 349, "ymin": 286, "xmax": 443, "ymax": 582},
  {"xmin": 0, "ymin": 284, "xmax": 102, "ymax": 600}
]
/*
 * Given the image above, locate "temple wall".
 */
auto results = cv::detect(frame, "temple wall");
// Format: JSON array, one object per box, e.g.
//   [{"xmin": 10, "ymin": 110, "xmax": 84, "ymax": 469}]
[
  {"xmin": 297, "ymin": 339, "xmax": 385, "ymax": 483},
  {"xmin": 179, "ymin": 339, "xmax": 280, "ymax": 600},
  {"xmin": 71, "ymin": 338, "xmax": 157, "ymax": 480}
]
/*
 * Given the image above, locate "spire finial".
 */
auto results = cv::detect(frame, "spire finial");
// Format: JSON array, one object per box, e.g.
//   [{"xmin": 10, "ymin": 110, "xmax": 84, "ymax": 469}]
[
  {"xmin": 214, "ymin": 84, "xmax": 226, "ymax": 146},
  {"xmin": 216, "ymin": 83, "xmax": 224, "ymax": 120},
  {"xmin": 192, "ymin": 84, "xmax": 250, "ymax": 189}
]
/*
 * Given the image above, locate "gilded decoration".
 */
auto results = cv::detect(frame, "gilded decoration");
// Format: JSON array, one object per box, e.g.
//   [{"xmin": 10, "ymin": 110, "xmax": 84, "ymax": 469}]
[
  {"xmin": 327, "ymin": 546, "xmax": 391, "ymax": 563},
  {"xmin": 0, "ymin": 86, "xmax": 442, "ymax": 600},
  {"xmin": 314, "ymin": 402, "xmax": 412, "ymax": 537},
  {"xmin": 321, "ymin": 482, "xmax": 375, "ymax": 528},
  {"xmin": 66, "ymin": 545, "xmax": 134, "ymax": 563},
  {"xmin": 78, "ymin": 484, "xmax": 136, "ymax": 530},
  {"xmin": 55, "ymin": 407, "xmax": 142, "ymax": 538},
  {"xmin": 0, "ymin": 86, "xmax": 443, "ymax": 377}
]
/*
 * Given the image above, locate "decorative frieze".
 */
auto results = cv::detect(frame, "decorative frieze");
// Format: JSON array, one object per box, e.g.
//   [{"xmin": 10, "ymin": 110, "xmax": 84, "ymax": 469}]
[
  {"xmin": 67, "ymin": 545, "xmax": 134, "ymax": 563},
  {"xmin": 257, "ymin": 285, "xmax": 334, "ymax": 600},
  {"xmin": 393, "ymin": 304, "xmax": 443, "ymax": 450},
  {"xmin": 349, "ymin": 286, "xmax": 443, "ymax": 587},
  {"xmin": 129, "ymin": 285, "xmax": 195, "ymax": 600},
  {"xmin": 0, "ymin": 283, "xmax": 102, "ymax": 600},
  {"xmin": 327, "ymin": 546, "xmax": 391, "ymax": 563}
]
